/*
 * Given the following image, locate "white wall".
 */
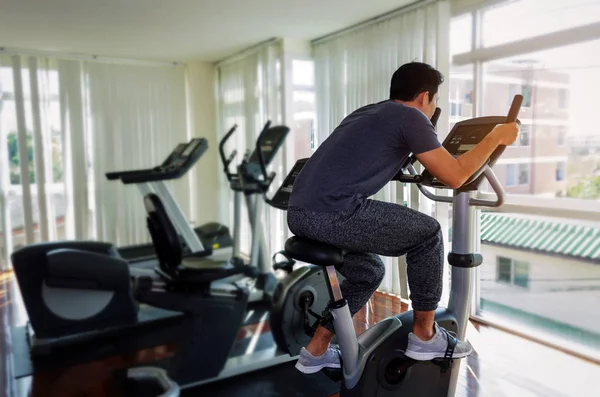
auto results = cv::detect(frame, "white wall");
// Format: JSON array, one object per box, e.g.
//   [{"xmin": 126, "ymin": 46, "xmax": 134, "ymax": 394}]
[
  {"xmin": 185, "ymin": 61, "xmax": 221, "ymax": 227},
  {"xmin": 480, "ymin": 244, "xmax": 600, "ymax": 334}
]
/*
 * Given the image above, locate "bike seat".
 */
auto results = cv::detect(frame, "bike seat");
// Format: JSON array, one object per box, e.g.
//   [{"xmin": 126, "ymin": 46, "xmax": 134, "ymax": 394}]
[{"xmin": 284, "ymin": 236, "xmax": 344, "ymax": 268}]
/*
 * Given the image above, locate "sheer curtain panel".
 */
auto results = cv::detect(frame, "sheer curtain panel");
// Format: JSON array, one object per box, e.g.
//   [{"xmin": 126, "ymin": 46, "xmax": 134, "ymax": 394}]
[
  {"xmin": 0, "ymin": 53, "xmax": 189, "ymax": 270},
  {"xmin": 0, "ymin": 55, "xmax": 79, "ymax": 269},
  {"xmin": 85, "ymin": 62, "xmax": 189, "ymax": 248},
  {"xmin": 312, "ymin": 0, "xmax": 451, "ymax": 300},
  {"xmin": 216, "ymin": 41, "xmax": 284, "ymax": 257}
]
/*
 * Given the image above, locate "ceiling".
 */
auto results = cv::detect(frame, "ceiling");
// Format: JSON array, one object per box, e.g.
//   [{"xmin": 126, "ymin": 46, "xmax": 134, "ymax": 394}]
[{"xmin": 0, "ymin": 0, "xmax": 419, "ymax": 62}]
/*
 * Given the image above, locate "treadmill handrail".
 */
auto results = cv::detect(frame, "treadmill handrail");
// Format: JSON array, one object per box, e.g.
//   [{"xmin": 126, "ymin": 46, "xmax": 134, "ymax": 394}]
[{"xmin": 219, "ymin": 125, "xmax": 238, "ymax": 182}]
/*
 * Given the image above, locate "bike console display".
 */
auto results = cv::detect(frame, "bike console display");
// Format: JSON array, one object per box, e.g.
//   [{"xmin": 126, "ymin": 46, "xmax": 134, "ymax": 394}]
[
  {"xmin": 267, "ymin": 158, "xmax": 308, "ymax": 211},
  {"xmin": 397, "ymin": 95, "xmax": 523, "ymax": 192},
  {"xmin": 219, "ymin": 122, "xmax": 290, "ymax": 192},
  {"xmin": 420, "ymin": 116, "xmax": 513, "ymax": 191},
  {"xmin": 248, "ymin": 126, "xmax": 289, "ymax": 167},
  {"xmin": 245, "ymin": 124, "xmax": 290, "ymax": 183},
  {"xmin": 237, "ymin": 122, "xmax": 290, "ymax": 194}
]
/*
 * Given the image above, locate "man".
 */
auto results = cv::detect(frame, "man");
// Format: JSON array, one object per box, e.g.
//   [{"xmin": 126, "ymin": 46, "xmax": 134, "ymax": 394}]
[{"xmin": 287, "ymin": 62, "xmax": 519, "ymax": 374}]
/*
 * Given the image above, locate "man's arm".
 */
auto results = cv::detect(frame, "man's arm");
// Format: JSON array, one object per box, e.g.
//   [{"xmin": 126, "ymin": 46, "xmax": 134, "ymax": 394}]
[{"xmin": 415, "ymin": 123, "xmax": 519, "ymax": 189}]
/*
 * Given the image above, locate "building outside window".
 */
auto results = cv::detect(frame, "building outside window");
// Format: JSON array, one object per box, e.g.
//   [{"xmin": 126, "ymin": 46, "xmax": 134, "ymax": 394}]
[{"xmin": 451, "ymin": 0, "xmax": 600, "ymax": 361}]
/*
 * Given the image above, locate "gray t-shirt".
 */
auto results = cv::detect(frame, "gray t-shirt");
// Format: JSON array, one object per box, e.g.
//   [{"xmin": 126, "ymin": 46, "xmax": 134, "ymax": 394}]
[{"xmin": 289, "ymin": 100, "xmax": 441, "ymax": 212}]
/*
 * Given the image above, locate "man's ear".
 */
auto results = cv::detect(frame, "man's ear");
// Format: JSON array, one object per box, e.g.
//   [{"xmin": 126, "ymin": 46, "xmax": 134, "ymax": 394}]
[{"xmin": 416, "ymin": 91, "xmax": 429, "ymax": 105}]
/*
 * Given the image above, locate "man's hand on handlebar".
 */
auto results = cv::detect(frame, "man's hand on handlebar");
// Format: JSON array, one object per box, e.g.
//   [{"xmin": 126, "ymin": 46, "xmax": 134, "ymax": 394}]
[{"xmin": 491, "ymin": 122, "xmax": 520, "ymax": 146}]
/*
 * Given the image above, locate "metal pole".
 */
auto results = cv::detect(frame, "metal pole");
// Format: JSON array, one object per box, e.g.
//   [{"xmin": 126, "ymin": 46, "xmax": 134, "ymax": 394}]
[
  {"xmin": 233, "ymin": 191, "xmax": 242, "ymax": 257},
  {"xmin": 254, "ymin": 198, "xmax": 270, "ymax": 274},
  {"xmin": 447, "ymin": 191, "xmax": 476, "ymax": 340},
  {"xmin": 446, "ymin": 191, "xmax": 476, "ymax": 397},
  {"xmin": 152, "ymin": 181, "xmax": 204, "ymax": 253}
]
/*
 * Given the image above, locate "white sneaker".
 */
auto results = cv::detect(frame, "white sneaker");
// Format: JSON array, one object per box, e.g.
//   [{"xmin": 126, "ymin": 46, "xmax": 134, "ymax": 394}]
[
  {"xmin": 404, "ymin": 322, "xmax": 473, "ymax": 361},
  {"xmin": 295, "ymin": 345, "xmax": 342, "ymax": 374}
]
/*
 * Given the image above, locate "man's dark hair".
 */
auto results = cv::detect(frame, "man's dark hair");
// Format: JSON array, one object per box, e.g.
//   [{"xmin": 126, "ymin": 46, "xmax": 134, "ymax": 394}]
[{"xmin": 389, "ymin": 62, "xmax": 444, "ymax": 103}]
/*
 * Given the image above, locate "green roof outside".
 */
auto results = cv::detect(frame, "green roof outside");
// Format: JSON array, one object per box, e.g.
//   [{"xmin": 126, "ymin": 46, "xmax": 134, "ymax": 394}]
[{"xmin": 480, "ymin": 213, "xmax": 600, "ymax": 263}]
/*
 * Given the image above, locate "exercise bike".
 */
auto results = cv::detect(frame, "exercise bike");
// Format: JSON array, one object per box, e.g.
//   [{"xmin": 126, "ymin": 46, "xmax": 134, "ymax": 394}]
[
  {"xmin": 9, "ymin": 121, "xmax": 331, "ymax": 393},
  {"xmin": 277, "ymin": 95, "xmax": 523, "ymax": 396},
  {"xmin": 216, "ymin": 122, "xmax": 296, "ymax": 303}
]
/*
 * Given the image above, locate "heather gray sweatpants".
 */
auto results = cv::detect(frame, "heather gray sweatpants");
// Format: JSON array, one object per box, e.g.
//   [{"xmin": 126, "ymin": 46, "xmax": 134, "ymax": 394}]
[{"xmin": 287, "ymin": 199, "xmax": 443, "ymax": 333}]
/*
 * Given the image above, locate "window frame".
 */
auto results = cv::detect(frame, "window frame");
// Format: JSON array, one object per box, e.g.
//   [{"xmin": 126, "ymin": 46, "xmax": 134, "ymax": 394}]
[
  {"xmin": 452, "ymin": 2, "xmax": 600, "ymax": 359},
  {"xmin": 452, "ymin": 4, "xmax": 600, "ymax": 221}
]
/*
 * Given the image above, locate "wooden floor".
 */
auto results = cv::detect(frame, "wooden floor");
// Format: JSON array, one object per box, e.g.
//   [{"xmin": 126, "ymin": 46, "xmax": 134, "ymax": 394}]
[{"xmin": 1, "ymin": 270, "xmax": 598, "ymax": 397}]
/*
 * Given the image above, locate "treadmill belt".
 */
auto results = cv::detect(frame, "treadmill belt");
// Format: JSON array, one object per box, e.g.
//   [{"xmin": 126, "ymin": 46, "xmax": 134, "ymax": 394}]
[{"xmin": 181, "ymin": 361, "xmax": 340, "ymax": 397}]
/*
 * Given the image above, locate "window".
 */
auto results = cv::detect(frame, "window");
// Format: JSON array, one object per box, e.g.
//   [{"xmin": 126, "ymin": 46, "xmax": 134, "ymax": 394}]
[
  {"xmin": 506, "ymin": 164, "xmax": 517, "ymax": 186},
  {"xmin": 508, "ymin": 84, "xmax": 533, "ymax": 108},
  {"xmin": 450, "ymin": 14, "xmax": 472, "ymax": 56},
  {"xmin": 518, "ymin": 164, "xmax": 530, "ymax": 185},
  {"xmin": 496, "ymin": 257, "xmax": 530, "ymax": 288},
  {"xmin": 513, "ymin": 261, "xmax": 530, "ymax": 288},
  {"xmin": 480, "ymin": 39, "xmax": 600, "ymax": 199},
  {"xmin": 556, "ymin": 162, "xmax": 566, "ymax": 181},
  {"xmin": 1, "ymin": 65, "xmax": 65, "ymax": 247},
  {"xmin": 557, "ymin": 126, "xmax": 567, "ymax": 146},
  {"xmin": 558, "ymin": 89, "xmax": 568, "ymax": 109},
  {"xmin": 292, "ymin": 60, "xmax": 314, "ymax": 87},
  {"xmin": 522, "ymin": 84, "xmax": 533, "ymax": 107},
  {"xmin": 481, "ymin": 0, "xmax": 600, "ymax": 48},
  {"xmin": 453, "ymin": 0, "xmax": 600, "ymax": 362},
  {"xmin": 508, "ymin": 84, "xmax": 519, "ymax": 104},
  {"xmin": 497, "ymin": 257, "xmax": 512, "ymax": 283},
  {"xmin": 520, "ymin": 125, "xmax": 530, "ymax": 146},
  {"xmin": 505, "ymin": 164, "xmax": 530, "ymax": 186},
  {"xmin": 511, "ymin": 124, "xmax": 530, "ymax": 147},
  {"xmin": 291, "ymin": 59, "xmax": 316, "ymax": 159},
  {"xmin": 450, "ymin": 101, "xmax": 462, "ymax": 116},
  {"xmin": 464, "ymin": 90, "xmax": 472, "ymax": 104},
  {"xmin": 449, "ymin": 64, "xmax": 474, "ymax": 130}
]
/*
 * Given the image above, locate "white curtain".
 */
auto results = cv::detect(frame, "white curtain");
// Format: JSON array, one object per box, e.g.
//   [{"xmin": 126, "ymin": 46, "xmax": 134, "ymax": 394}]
[
  {"xmin": 86, "ymin": 62, "xmax": 189, "ymax": 248},
  {"xmin": 216, "ymin": 41, "xmax": 284, "ymax": 257},
  {"xmin": 312, "ymin": 0, "xmax": 451, "ymax": 301},
  {"xmin": 0, "ymin": 55, "xmax": 79, "ymax": 269},
  {"xmin": 0, "ymin": 54, "xmax": 189, "ymax": 270}
]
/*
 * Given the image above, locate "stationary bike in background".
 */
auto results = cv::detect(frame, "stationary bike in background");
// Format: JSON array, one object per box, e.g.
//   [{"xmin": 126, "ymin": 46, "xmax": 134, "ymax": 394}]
[
  {"xmin": 281, "ymin": 96, "xmax": 523, "ymax": 396},
  {"xmin": 214, "ymin": 121, "xmax": 297, "ymax": 303}
]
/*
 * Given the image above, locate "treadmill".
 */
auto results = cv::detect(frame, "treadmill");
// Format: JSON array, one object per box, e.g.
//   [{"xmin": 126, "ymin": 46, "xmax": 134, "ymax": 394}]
[
  {"xmin": 106, "ymin": 138, "xmax": 233, "ymax": 267},
  {"xmin": 9, "ymin": 124, "xmax": 299, "ymax": 393}
]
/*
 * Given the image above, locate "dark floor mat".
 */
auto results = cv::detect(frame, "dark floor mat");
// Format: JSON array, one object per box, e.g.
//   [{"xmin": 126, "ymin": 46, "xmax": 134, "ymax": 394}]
[
  {"xmin": 243, "ymin": 301, "xmax": 271, "ymax": 325},
  {"xmin": 181, "ymin": 361, "xmax": 340, "ymax": 397}
]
